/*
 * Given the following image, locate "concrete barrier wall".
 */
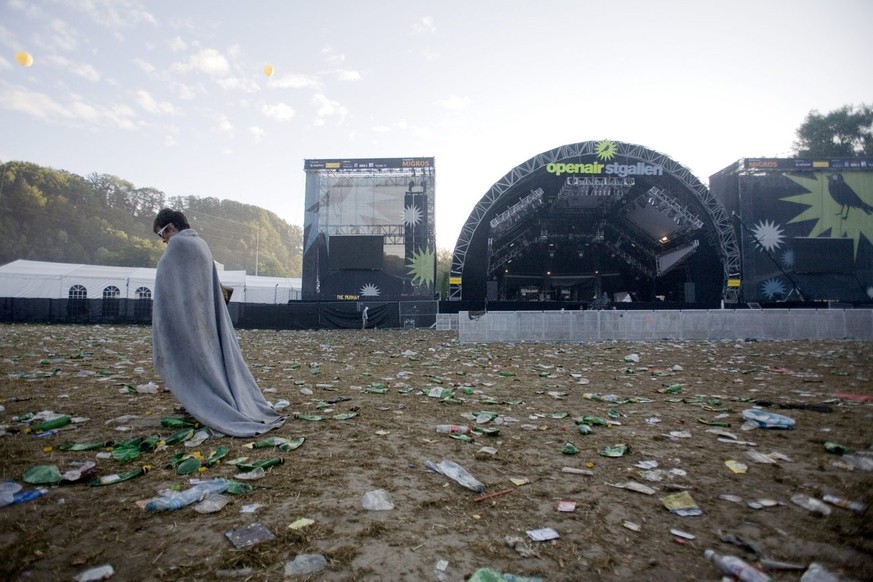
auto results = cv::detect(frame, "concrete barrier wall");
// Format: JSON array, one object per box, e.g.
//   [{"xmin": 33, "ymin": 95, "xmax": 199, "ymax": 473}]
[{"xmin": 453, "ymin": 309, "xmax": 873, "ymax": 343}]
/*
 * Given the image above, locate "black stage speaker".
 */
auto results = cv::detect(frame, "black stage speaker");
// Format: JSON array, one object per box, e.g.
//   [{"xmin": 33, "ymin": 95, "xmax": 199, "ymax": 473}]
[
  {"xmin": 486, "ymin": 281, "xmax": 498, "ymax": 301},
  {"xmin": 684, "ymin": 282, "xmax": 696, "ymax": 303}
]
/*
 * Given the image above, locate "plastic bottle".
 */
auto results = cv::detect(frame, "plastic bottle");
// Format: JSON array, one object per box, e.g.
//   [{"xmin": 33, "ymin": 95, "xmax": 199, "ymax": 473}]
[
  {"xmin": 145, "ymin": 478, "xmax": 229, "ymax": 512},
  {"xmin": 10, "ymin": 488, "xmax": 48, "ymax": 505},
  {"xmin": 822, "ymin": 493, "xmax": 867, "ymax": 513},
  {"xmin": 791, "ymin": 494, "xmax": 832, "ymax": 516},
  {"xmin": 704, "ymin": 549, "xmax": 772, "ymax": 582},
  {"xmin": 435, "ymin": 424, "xmax": 472, "ymax": 435}
]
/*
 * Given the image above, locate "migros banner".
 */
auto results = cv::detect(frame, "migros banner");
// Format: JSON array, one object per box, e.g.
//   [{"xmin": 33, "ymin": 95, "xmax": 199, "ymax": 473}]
[{"xmin": 546, "ymin": 140, "xmax": 663, "ymax": 178}]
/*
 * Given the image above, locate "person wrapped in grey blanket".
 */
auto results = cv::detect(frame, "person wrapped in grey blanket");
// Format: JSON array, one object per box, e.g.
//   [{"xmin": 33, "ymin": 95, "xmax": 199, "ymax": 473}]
[{"xmin": 151, "ymin": 208, "xmax": 286, "ymax": 437}]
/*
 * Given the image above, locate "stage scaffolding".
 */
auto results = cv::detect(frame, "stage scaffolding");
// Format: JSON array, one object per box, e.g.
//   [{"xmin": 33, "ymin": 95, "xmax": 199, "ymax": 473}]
[{"xmin": 302, "ymin": 158, "xmax": 436, "ymax": 301}]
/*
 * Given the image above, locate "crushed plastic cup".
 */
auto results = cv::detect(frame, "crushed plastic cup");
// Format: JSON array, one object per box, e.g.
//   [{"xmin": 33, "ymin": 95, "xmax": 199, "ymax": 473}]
[
  {"xmin": 362, "ymin": 489, "xmax": 394, "ymax": 510},
  {"xmin": 73, "ymin": 564, "xmax": 114, "ymax": 582},
  {"xmin": 234, "ymin": 467, "xmax": 266, "ymax": 481},
  {"xmin": 184, "ymin": 429, "xmax": 211, "ymax": 447},
  {"xmin": 285, "ymin": 554, "xmax": 327, "ymax": 576},
  {"xmin": 134, "ymin": 382, "xmax": 160, "ymax": 394},
  {"xmin": 194, "ymin": 493, "xmax": 230, "ymax": 514}
]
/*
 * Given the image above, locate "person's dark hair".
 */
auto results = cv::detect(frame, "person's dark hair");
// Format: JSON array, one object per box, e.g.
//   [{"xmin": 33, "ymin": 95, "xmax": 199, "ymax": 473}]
[{"xmin": 153, "ymin": 208, "xmax": 190, "ymax": 234}]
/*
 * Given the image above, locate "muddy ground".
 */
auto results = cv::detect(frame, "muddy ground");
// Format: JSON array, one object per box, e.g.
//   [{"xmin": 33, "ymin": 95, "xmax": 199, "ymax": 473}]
[{"xmin": 1, "ymin": 324, "xmax": 872, "ymax": 581}]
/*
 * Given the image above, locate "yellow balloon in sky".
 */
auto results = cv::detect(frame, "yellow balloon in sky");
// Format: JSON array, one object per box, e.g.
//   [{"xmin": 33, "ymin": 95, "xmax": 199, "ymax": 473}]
[
  {"xmin": 16, "ymin": 50, "xmax": 33, "ymax": 67},
  {"xmin": 263, "ymin": 65, "xmax": 274, "ymax": 77}
]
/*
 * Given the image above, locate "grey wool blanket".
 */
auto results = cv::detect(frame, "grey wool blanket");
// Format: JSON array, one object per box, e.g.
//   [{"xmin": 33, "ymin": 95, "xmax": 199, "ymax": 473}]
[{"xmin": 152, "ymin": 229, "xmax": 286, "ymax": 437}]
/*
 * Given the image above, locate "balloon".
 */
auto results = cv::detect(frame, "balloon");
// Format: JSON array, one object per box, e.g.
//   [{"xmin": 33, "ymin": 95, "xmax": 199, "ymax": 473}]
[
  {"xmin": 263, "ymin": 65, "xmax": 274, "ymax": 77},
  {"xmin": 16, "ymin": 51, "xmax": 33, "ymax": 67}
]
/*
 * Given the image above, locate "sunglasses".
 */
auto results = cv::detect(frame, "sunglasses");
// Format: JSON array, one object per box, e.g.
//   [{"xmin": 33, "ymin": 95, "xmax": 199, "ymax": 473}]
[{"xmin": 156, "ymin": 223, "xmax": 172, "ymax": 238}]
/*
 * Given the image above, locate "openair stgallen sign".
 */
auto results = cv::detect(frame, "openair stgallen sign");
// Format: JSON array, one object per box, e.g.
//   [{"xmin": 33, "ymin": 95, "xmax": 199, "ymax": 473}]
[{"xmin": 545, "ymin": 140, "xmax": 663, "ymax": 178}]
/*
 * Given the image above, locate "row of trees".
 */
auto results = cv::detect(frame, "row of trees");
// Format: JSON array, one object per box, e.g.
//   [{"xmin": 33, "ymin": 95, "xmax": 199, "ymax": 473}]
[
  {"xmin": 0, "ymin": 161, "xmax": 303, "ymax": 277},
  {"xmin": 792, "ymin": 104, "xmax": 872, "ymax": 157}
]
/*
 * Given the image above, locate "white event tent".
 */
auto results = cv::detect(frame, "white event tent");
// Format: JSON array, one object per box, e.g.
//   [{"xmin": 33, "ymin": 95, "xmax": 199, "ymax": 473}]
[{"xmin": 0, "ymin": 259, "xmax": 301, "ymax": 304}]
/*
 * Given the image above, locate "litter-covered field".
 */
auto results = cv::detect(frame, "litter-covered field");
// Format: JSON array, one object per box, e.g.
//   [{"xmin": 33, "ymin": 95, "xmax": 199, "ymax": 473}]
[{"xmin": 1, "ymin": 324, "xmax": 872, "ymax": 581}]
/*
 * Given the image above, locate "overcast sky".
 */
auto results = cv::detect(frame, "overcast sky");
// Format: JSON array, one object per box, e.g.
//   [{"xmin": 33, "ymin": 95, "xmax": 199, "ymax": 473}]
[{"xmin": 2, "ymin": 0, "xmax": 871, "ymax": 250}]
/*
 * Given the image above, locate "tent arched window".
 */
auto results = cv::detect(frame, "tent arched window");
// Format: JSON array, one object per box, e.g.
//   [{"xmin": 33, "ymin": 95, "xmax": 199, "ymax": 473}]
[
  {"xmin": 134, "ymin": 286, "xmax": 152, "ymax": 320},
  {"xmin": 68, "ymin": 285, "xmax": 87, "ymax": 299},
  {"xmin": 67, "ymin": 285, "xmax": 89, "ymax": 320},
  {"xmin": 102, "ymin": 285, "xmax": 121, "ymax": 317}
]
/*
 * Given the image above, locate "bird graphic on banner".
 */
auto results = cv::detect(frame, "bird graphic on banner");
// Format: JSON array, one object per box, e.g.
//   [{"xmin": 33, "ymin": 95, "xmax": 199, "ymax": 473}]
[{"xmin": 828, "ymin": 173, "xmax": 873, "ymax": 219}]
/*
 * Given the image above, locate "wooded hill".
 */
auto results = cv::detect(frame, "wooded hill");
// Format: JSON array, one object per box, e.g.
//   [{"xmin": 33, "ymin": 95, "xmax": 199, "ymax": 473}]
[{"xmin": 0, "ymin": 161, "xmax": 302, "ymax": 277}]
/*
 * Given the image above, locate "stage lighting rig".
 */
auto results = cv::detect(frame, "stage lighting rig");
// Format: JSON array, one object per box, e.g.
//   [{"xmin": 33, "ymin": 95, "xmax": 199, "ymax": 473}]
[
  {"xmin": 645, "ymin": 186, "xmax": 703, "ymax": 231},
  {"xmin": 489, "ymin": 188, "xmax": 544, "ymax": 238}
]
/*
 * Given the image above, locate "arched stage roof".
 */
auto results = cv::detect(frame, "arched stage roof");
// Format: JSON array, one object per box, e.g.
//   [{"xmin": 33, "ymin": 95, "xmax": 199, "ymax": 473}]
[{"xmin": 449, "ymin": 140, "xmax": 740, "ymax": 306}]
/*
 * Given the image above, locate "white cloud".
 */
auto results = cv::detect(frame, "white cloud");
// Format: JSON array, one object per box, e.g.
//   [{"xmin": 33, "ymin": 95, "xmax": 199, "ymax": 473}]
[
  {"xmin": 217, "ymin": 115, "xmax": 233, "ymax": 133},
  {"xmin": 49, "ymin": 18, "xmax": 79, "ymax": 51},
  {"xmin": 102, "ymin": 103, "xmax": 139, "ymax": 130},
  {"xmin": 321, "ymin": 46, "xmax": 345, "ymax": 65},
  {"xmin": 173, "ymin": 48, "xmax": 230, "ymax": 77},
  {"xmin": 312, "ymin": 93, "xmax": 348, "ymax": 124},
  {"xmin": 0, "ymin": 85, "xmax": 138, "ymax": 130},
  {"xmin": 411, "ymin": 16, "xmax": 436, "ymax": 35},
  {"xmin": 132, "ymin": 58, "xmax": 156, "ymax": 75},
  {"xmin": 162, "ymin": 124, "xmax": 180, "ymax": 147},
  {"xmin": 438, "ymin": 95, "xmax": 471, "ymax": 111},
  {"xmin": 8, "ymin": 0, "xmax": 43, "ymax": 18},
  {"xmin": 173, "ymin": 82, "xmax": 200, "ymax": 100},
  {"xmin": 168, "ymin": 36, "xmax": 187, "ymax": 52},
  {"xmin": 135, "ymin": 90, "xmax": 179, "ymax": 115},
  {"xmin": 271, "ymin": 74, "xmax": 320, "ymax": 90},
  {"xmin": 216, "ymin": 76, "xmax": 259, "ymax": 93},
  {"xmin": 371, "ymin": 125, "xmax": 390, "ymax": 133},
  {"xmin": 335, "ymin": 69, "xmax": 362, "ymax": 82},
  {"xmin": 65, "ymin": 0, "xmax": 157, "ymax": 32},
  {"xmin": 249, "ymin": 126, "xmax": 265, "ymax": 143},
  {"xmin": 44, "ymin": 55, "xmax": 100, "ymax": 81},
  {"xmin": 421, "ymin": 48, "xmax": 440, "ymax": 61},
  {"xmin": 68, "ymin": 99, "xmax": 100, "ymax": 121},
  {"xmin": 261, "ymin": 103, "xmax": 296, "ymax": 121},
  {"xmin": 0, "ymin": 86, "xmax": 70, "ymax": 120}
]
